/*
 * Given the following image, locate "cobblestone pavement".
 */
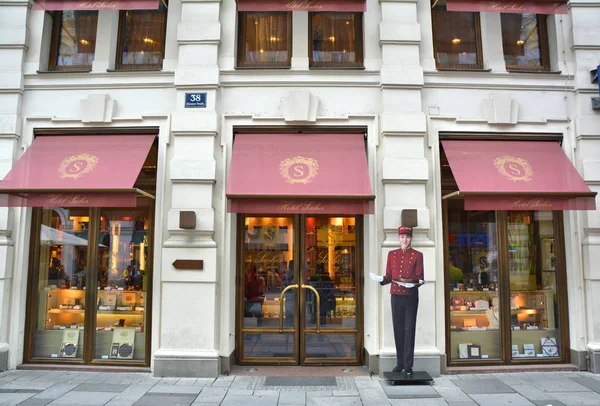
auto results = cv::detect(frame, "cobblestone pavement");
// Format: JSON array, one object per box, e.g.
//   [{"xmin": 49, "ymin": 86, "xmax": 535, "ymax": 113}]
[{"xmin": 2, "ymin": 369, "xmax": 600, "ymax": 405}]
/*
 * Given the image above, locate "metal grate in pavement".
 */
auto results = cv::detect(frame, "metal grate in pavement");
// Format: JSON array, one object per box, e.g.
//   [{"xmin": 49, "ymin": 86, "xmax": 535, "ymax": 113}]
[{"xmin": 248, "ymin": 375, "xmax": 356, "ymax": 392}]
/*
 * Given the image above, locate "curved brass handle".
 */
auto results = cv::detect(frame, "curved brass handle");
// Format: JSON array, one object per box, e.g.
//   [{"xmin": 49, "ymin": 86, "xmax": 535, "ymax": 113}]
[
  {"xmin": 279, "ymin": 284, "xmax": 298, "ymax": 332},
  {"xmin": 302, "ymin": 284, "xmax": 321, "ymax": 334}
]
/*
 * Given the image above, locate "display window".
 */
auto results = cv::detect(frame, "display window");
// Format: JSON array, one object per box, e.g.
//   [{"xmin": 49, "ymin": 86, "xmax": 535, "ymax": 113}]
[{"xmin": 24, "ymin": 138, "xmax": 157, "ymax": 366}]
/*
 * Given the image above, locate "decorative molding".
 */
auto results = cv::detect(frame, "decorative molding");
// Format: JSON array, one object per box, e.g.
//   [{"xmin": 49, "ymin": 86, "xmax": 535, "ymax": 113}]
[
  {"xmin": 81, "ymin": 94, "xmax": 114, "ymax": 124},
  {"xmin": 282, "ymin": 91, "xmax": 319, "ymax": 123},
  {"xmin": 483, "ymin": 94, "xmax": 518, "ymax": 124}
]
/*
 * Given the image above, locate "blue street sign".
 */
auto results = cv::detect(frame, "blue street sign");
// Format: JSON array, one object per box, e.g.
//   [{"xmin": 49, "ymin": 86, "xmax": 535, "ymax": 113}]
[{"xmin": 185, "ymin": 92, "xmax": 207, "ymax": 108}]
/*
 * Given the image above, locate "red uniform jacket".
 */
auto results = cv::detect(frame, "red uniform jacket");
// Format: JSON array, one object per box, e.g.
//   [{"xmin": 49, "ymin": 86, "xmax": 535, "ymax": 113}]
[{"xmin": 381, "ymin": 247, "xmax": 424, "ymax": 295}]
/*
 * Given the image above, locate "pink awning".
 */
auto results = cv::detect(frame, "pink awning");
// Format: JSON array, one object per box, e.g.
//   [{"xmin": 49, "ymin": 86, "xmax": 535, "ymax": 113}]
[
  {"xmin": 442, "ymin": 140, "xmax": 597, "ymax": 211},
  {"xmin": 446, "ymin": 0, "xmax": 568, "ymax": 14},
  {"xmin": 32, "ymin": 0, "xmax": 159, "ymax": 11},
  {"xmin": 237, "ymin": 0, "xmax": 366, "ymax": 12},
  {"xmin": 226, "ymin": 133, "xmax": 374, "ymax": 214},
  {"xmin": 0, "ymin": 135, "xmax": 155, "ymax": 207}
]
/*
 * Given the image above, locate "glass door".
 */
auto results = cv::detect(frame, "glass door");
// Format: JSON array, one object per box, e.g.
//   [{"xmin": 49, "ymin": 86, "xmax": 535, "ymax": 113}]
[{"xmin": 238, "ymin": 215, "xmax": 362, "ymax": 365}]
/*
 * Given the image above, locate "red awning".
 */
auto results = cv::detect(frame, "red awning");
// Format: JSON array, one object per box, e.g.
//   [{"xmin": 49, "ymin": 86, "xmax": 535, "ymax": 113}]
[
  {"xmin": 226, "ymin": 133, "xmax": 374, "ymax": 214},
  {"xmin": 237, "ymin": 0, "xmax": 366, "ymax": 12},
  {"xmin": 446, "ymin": 0, "xmax": 568, "ymax": 14},
  {"xmin": 0, "ymin": 135, "xmax": 155, "ymax": 207},
  {"xmin": 442, "ymin": 140, "xmax": 597, "ymax": 211},
  {"xmin": 32, "ymin": 0, "xmax": 159, "ymax": 11}
]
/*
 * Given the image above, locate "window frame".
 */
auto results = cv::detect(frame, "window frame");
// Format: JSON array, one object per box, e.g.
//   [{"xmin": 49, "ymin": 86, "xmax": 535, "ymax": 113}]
[
  {"xmin": 115, "ymin": 4, "xmax": 168, "ymax": 71},
  {"xmin": 47, "ymin": 11, "xmax": 98, "ymax": 72},
  {"xmin": 431, "ymin": 5, "xmax": 484, "ymax": 70},
  {"xmin": 308, "ymin": 12, "xmax": 364, "ymax": 69},
  {"xmin": 236, "ymin": 11, "xmax": 292, "ymax": 69},
  {"xmin": 502, "ymin": 14, "xmax": 550, "ymax": 72}
]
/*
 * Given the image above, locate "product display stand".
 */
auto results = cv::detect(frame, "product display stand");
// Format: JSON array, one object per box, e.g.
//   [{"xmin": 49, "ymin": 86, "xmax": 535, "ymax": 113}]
[{"xmin": 384, "ymin": 370, "xmax": 433, "ymax": 385}]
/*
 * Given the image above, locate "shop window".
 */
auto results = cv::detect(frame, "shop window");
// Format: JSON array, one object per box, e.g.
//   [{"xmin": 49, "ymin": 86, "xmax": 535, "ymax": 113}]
[
  {"xmin": 116, "ymin": 1, "xmax": 168, "ymax": 70},
  {"xmin": 501, "ymin": 13, "xmax": 550, "ymax": 72},
  {"xmin": 309, "ymin": 12, "xmax": 363, "ymax": 69},
  {"xmin": 48, "ymin": 11, "xmax": 98, "ymax": 72},
  {"xmin": 237, "ymin": 12, "xmax": 291, "ymax": 68},
  {"xmin": 431, "ymin": 0, "xmax": 483, "ymax": 70}
]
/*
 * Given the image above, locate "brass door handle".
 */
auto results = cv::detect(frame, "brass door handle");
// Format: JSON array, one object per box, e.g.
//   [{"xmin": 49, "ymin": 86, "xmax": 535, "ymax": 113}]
[
  {"xmin": 302, "ymin": 284, "xmax": 321, "ymax": 334},
  {"xmin": 279, "ymin": 284, "xmax": 297, "ymax": 332}
]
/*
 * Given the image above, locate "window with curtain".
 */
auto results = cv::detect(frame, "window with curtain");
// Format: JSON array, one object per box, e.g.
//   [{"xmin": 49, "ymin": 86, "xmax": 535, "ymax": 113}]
[
  {"xmin": 431, "ymin": 0, "xmax": 482, "ymax": 69},
  {"xmin": 309, "ymin": 12, "xmax": 363, "ymax": 68},
  {"xmin": 48, "ymin": 11, "xmax": 98, "ymax": 71},
  {"xmin": 116, "ymin": 1, "xmax": 168, "ymax": 70},
  {"xmin": 237, "ymin": 12, "xmax": 291, "ymax": 68},
  {"xmin": 501, "ymin": 14, "xmax": 549, "ymax": 71}
]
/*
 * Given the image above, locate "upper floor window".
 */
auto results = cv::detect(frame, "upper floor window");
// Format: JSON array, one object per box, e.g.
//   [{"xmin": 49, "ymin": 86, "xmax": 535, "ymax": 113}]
[
  {"xmin": 431, "ymin": 0, "xmax": 483, "ymax": 70},
  {"xmin": 237, "ymin": 12, "xmax": 291, "ymax": 68},
  {"xmin": 501, "ymin": 13, "xmax": 549, "ymax": 71},
  {"xmin": 48, "ymin": 11, "xmax": 98, "ymax": 71},
  {"xmin": 116, "ymin": 1, "xmax": 168, "ymax": 70},
  {"xmin": 309, "ymin": 12, "xmax": 363, "ymax": 69}
]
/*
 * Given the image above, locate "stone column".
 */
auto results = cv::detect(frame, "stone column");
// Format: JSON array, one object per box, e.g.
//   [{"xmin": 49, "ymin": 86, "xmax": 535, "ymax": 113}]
[
  {"xmin": 0, "ymin": 0, "xmax": 27, "ymax": 371},
  {"xmin": 378, "ymin": 0, "xmax": 439, "ymax": 376},
  {"xmin": 153, "ymin": 0, "xmax": 221, "ymax": 377}
]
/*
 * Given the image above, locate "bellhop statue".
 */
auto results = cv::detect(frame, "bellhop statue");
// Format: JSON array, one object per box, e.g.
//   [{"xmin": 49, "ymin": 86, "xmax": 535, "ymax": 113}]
[{"xmin": 371, "ymin": 226, "xmax": 425, "ymax": 378}]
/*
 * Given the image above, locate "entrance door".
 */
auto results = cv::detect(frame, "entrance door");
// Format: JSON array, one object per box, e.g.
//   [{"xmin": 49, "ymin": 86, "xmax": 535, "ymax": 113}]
[{"xmin": 237, "ymin": 215, "xmax": 363, "ymax": 365}]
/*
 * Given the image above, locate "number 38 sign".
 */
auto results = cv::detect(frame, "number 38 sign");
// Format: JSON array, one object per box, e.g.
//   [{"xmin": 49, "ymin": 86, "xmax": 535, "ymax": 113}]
[{"xmin": 185, "ymin": 92, "xmax": 207, "ymax": 108}]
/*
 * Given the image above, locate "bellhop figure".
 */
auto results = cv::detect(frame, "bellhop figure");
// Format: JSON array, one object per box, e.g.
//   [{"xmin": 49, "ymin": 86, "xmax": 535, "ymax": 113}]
[{"xmin": 371, "ymin": 226, "xmax": 425, "ymax": 378}]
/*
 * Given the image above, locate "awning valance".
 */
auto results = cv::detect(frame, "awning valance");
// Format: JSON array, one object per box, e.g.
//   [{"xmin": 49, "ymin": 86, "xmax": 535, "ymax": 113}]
[
  {"xmin": 441, "ymin": 140, "xmax": 597, "ymax": 211},
  {"xmin": 226, "ymin": 133, "xmax": 374, "ymax": 214},
  {"xmin": 32, "ymin": 0, "xmax": 159, "ymax": 11},
  {"xmin": 0, "ymin": 135, "xmax": 155, "ymax": 207},
  {"xmin": 237, "ymin": 0, "xmax": 366, "ymax": 12},
  {"xmin": 445, "ymin": 0, "xmax": 568, "ymax": 15}
]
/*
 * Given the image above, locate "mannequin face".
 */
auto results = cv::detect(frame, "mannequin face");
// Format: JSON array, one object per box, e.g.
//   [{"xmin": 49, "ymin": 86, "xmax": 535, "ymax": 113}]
[{"xmin": 399, "ymin": 234, "xmax": 412, "ymax": 249}]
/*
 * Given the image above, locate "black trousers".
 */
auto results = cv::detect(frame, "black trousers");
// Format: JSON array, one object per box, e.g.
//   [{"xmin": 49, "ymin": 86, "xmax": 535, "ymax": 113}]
[{"xmin": 391, "ymin": 293, "xmax": 419, "ymax": 372}]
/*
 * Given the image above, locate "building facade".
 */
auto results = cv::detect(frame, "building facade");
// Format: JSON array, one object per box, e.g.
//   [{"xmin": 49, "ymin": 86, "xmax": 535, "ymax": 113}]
[{"xmin": 0, "ymin": 0, "xmax": 599, "ymax": 378}]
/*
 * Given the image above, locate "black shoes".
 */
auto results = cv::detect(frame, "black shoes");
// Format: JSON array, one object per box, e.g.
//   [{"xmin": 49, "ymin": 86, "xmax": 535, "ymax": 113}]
[
  {"xmin": 405, "ymin": 370, "xmax": 413, "ymax": 378},
  {"xmin": 392, "ymin": 366, "xmax": 405, "ymax": 373}
]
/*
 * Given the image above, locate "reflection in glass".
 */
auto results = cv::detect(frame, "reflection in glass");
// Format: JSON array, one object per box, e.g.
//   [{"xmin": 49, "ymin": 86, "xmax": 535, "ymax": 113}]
[
  {"xmin": 501, "ymin": 13, "xmax": 546, "ymax": 70},
  {"xmin": 52, "ymin": 11, "xmax": 98, "ymax": 70},
  {"xmin": 94, "ymin": 208, "xmax": 150, "ymax": 361},
  {"xmin": 447, "ymin": 200, "xmax": 501, "ymax": 361},
  {"xmin": 237, "ymin": 12, "xmax": 290, "ymax": 68},
  {"xmin": 431, "ymin": 0, "xmax": 481, "ymax": 69},
  {"xmin": 243, "ymin": 333, "xmax": 294, "ymax": 358},
  {"xmin": 33, "ymin": 208, "xmax": 89, "ymax": 359},
  {"xmin": 305, "ymin": 334, "xmax": 356, "ymax": 358},
  {"xmin": 509, "ymin": 211, "xmax": 560, "ymax": 359},
  {"xmin": 310, "ymin": 12, "xmax": 362, "ymax": 67}
]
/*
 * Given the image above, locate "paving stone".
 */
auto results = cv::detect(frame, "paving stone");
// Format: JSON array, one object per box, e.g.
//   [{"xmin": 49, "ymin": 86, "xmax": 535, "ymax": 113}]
[
  {"xmin": 0, "ymin": 393, "xmax": 36, "ymax": 406},
  {"xmin": 175, "ymin": 378, "xmax": 199, "ymax": 386},
  {"xmin": 568, "ymin": 377, "xmax": 600, "ymax": 393},
  {"xmin": 132, "ymin": 393, "xmax": 196, "ymax": 406},
  {"xmin": 433, "ymin": 387, "xmax": 472, "ymax": 402},
  {"xmin": 72, "ymin": 383, "xmax": 128, "ymax": 393},
  {"xmin": 148, "ymin": 385, "xmax": 202, "ymax": 395},
  {"xmin": 468, "ymin": 393, "xmax": 535, "ymax": 406},
  {"xmin": 332, "ymin": 389, "xmax": 359, "ymax": 396},
  {"xmin": 47, "ymin": 391, "xmax": 118, "ymax": 405},
  {"xmin": 193, "ymin": 379, "xmax": 215, "ymax": 387},
  {"xmin": 545, "ymin": 391, "xmax": 600, "ymax": 405},
  {"xmin": 17, "ymin": 398, "xmax": 53, "ymax": 406},
  {"xmin": 389, "ymin": 399, "xmax": 448, "ymax": 405},
  {"xmin": 192, "ymin": 387, "xmax": 227, "ymax": 403},
  {"xmin": 530, "ymin": 400, "xmax": 566, "ymax": 406},
  {"xmin": 28, "ymin": 383, "xmax": 79, "ymax": 400},
  {"xmin": 306, "ymin": 390, "xmax": 332, "ymax": 397},
  {"xmin": 0, "ymin": 381, "xmax": 55, "ymax": 391},
  {"xmin": 529, "ymin": 378, "xmax": 591, "ymax": 393},
  {"xmin": 452, "ymin": 378, "xmax": 515, "ymax": 394},
  {"xmin": 278, "ymin": 390, "xmax": 306, "ymax": 405},
  {"xmin": 221, "ymin": 393, "xmax": 279, "ymax": 406},
  {"xmin": 512, "ymin": 384, "xmax": 558, "ymax": 402},
  {"xmin": 382, "ymin": 385, "xmax": 439, "ymax": 396},
  {"xmin": 446, "ymin": 401, "xmax": 478, "ymax": 406},
  {"xmin": 306, "ymin": 397, "xmax": 363, "ymax": 406},
  {"xmin": 105, "ymin": 395, "xmax": 144, "ymax": 406}
]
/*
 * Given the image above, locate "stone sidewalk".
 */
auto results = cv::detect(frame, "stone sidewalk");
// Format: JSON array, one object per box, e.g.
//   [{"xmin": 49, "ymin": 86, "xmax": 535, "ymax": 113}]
[{"xmin": 2, "ymin": 369, "xmax": 600, "ymax": 405}]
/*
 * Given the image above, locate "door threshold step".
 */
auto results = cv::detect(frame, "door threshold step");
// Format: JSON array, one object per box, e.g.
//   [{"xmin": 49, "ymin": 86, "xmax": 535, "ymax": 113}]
[
  {"xmin": 17, "ymin": 363, "xmax": 151, "ymax": 373},
  {"xmin": 444, "ymin": 363, "xmax": 580, "ymax": 374},
  {"xmin": 230, "ymin": 365, "xmax": 369, "ymax": 376}
]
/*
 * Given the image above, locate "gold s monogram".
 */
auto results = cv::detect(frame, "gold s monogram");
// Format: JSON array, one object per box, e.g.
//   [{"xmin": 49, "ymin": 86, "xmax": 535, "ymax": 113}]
[
  {"xmin": 493, "ymin": 155, "xmax": 533, "ymax": 182},
  {"xmin": 258, "ymin": 224, "xmax": 279, "ymax": 244},
  {"xmin": 279, "ymin": 156, "xmax": 319, "ymax": 184},
  {"xmin": 58, "ymin": 154, "xmax": 99, "ymax": 179}
]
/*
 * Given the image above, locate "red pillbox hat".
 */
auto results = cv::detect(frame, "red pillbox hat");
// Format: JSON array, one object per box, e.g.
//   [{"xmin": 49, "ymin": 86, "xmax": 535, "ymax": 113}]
[{"xmin": 397, "ymin": 226, "xmax": 413, "ymax": 236}]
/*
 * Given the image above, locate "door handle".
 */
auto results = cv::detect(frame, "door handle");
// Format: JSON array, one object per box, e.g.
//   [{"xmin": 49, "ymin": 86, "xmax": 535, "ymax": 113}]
[
  {"xmin": 279, "ymin": 284, "xmax": 297, "ymax": 333},
  {"xmin": 301, "ymin": 284, "xmax": 321, "ymax": 333}
]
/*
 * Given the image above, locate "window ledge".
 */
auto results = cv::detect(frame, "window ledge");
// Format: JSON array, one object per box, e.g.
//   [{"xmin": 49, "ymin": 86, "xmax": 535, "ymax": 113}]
[
  {"xmin": 235, "ymin": 66, "xmax": 292, "ymax": 70},
  {"xmin": 107, "ymin": 68, "xmax": 163, "ymax": 73},
  {"xmin": 36, "ymin": 70, "xmax": 92, "ymax": 74},
  {"xmin": 436, "ymin": 68, "xmax": 492, "ymax": 72},
  {"xmin": 507, "ymin": 70, "xmax": 561, "ymax": 74},
  {"xmin": 309, "ymin": 66, "xmax": 365, "ymax": 71}
]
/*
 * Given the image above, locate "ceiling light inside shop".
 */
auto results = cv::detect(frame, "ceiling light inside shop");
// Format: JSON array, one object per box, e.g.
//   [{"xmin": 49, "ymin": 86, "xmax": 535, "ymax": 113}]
[
  {"xmin": 270, "ymin": 36, "xmax": 278, "ymax": 42},
  {"xmin": 452, "ymin": 38, "xmax": 461, "ymax": 44},
  {"xmin": 143, "ymin": 38, "xmax": 154, "ymax": 44},
  {"xmin": 516, "ymin": 40, "xmax": 525, "ymax": 45},
  {"xmin": 329, "ymin": 36, "xmax": 335, "ymax": 42},
  {"xmin": 80, "ymin": 39, "xmax": 89, "ymax": 45}
]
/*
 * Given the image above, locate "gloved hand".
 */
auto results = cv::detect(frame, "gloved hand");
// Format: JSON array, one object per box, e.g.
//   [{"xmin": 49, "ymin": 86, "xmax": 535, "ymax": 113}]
[{"xmin": 369, "ymin": 272, "xmax": 384, "ymax": 282}]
